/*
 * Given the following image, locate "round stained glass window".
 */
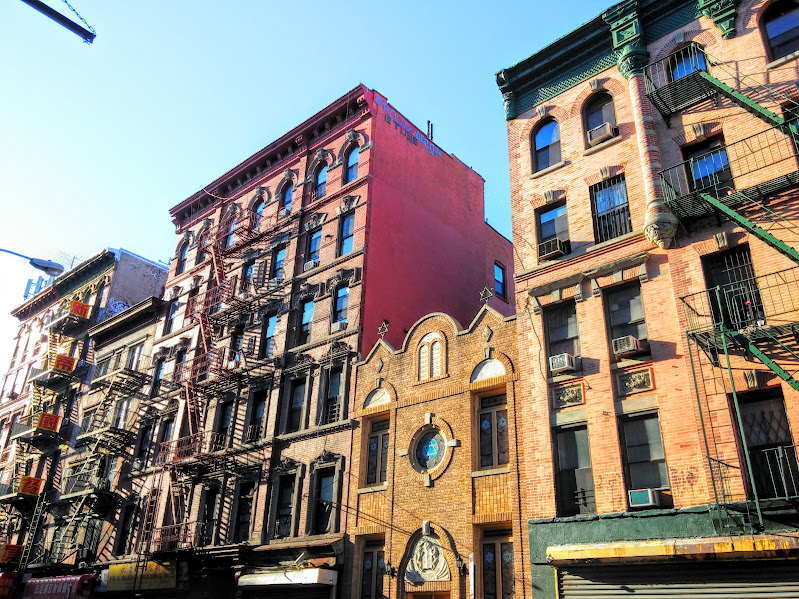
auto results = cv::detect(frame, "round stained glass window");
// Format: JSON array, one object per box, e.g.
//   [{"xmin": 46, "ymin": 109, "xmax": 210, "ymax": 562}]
[{"xmin": 414, "ymin": 428, "xmax": 446, "ymax": 472}]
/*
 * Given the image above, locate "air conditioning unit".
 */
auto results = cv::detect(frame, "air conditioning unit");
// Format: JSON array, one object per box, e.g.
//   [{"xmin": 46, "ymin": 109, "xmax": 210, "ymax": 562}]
[
  {"xmin": 549, "ymin": 353, "xmax": 578, "ymax": 374},
  {"xmin": 587, "ymin": 122, "xmax": 617, "ymax": 146},
  {"xmin": 628, "ymin": 488, "xmax": 660, "ymax": 508},
  {"xmin": 278, "ymin": 208, "xmax": 290, "ymax": 219},
  {"xmin": 330, "ymin": 321, "xmax": 347, "ymax": 333},
  {"xmin": 538, "ymin": 238, "xmax": 570, "ymax": 260},
  {"xmin": 612, "ymin": 335, "xmax": 642, "ymax": 357},
  {"xmin": 304, "ymin": 260, "xmax": 319, "ymax": 272}
]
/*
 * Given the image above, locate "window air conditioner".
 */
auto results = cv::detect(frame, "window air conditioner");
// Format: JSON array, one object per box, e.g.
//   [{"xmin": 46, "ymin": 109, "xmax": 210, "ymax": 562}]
[
  {"xmin": 612, "ymin": 335, "xmax": 641, "ymax": 357},
  {"xmin": 549, "ymin": 353, "xmax": 578, "ymax": 374},
  {"xmin": 330, "ymin": 321, "xmax": 347, "ymax": 333},
  {"xmin": 538, "ymin": 238, "xmax": 570, "ymax": 260},
  {"xmin": 304, "ymin": 260, "xmax": 319, "ymax": 272},
  {"xmin": 278, "ymin": 208, "xmax": 290, "ymax": 219},
  {"xmin": 587, "ymin": 122, "xmax": 617, "ymax": 146},
  {"xmin": 628, "ymin": 488, "xmax": 660, "ymax": 508}
]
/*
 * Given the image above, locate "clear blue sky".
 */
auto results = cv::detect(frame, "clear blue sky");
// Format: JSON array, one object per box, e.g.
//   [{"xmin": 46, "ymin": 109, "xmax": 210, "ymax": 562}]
[{"xmin": 0, "ymin": 0, "xmax": 611, "ymax": 368}]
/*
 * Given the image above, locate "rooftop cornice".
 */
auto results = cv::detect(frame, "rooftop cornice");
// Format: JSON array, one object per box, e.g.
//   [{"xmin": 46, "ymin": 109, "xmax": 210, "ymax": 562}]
[{"xmin": 88, "ymin": 295, "xmax": 164, "ymax": 343}]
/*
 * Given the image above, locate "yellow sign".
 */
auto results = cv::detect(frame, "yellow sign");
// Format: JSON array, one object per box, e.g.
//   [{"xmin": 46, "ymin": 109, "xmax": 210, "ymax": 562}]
[{"xmin": 107, "ymin": 561, "xmax": 176, "ymax": 591}]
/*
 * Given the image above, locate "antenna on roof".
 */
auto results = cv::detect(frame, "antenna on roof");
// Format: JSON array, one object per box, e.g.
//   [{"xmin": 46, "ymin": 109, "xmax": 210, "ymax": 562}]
[{"xmin": 427, "ymin": 121, "xmax": 434, "ymax": 141}]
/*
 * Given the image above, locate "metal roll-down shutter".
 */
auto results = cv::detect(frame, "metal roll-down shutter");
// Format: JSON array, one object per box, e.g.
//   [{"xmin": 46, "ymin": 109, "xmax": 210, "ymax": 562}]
[{"xmin": 558, "ymin": 561, "xmax": 799, "ymax": 598}]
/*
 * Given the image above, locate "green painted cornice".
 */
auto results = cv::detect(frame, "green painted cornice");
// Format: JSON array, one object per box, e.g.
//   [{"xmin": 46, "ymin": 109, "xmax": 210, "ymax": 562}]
[{"xmin": 697, "ymin": 0, "xmax": 740, "ymax": 38}]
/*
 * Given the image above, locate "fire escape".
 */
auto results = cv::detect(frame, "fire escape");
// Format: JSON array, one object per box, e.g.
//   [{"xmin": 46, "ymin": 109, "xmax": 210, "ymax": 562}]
[
  {"xmin": 139, "ymin": 207, "xmax": 284, "ymax": 560},
  {"xmin": 0, "ymin": 300, "xmax": 90, "ymax": 570},
  {"xmin": 645, "ymin": 44, "xmax": 799, "ymax": 531}
]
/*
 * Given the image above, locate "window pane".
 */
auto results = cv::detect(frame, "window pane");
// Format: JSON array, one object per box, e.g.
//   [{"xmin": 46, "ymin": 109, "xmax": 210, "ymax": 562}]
[
  {"xmin": 496, "ymin": 409, "xmax": 509, "ymax": 466},
  {"xmin": 336, "ymin": 287, "xmax": 349, "ymax": 321},
  {"xmin": 340, "ymin": 214, "xmax": 355, "ymax": 255},
  {"xmin": 419, "ymin": 345, "xmax": 429, "ymax": 380},
  {"xmin": 287, "ymin": 382, "xmax": 305, "ymax": 432},
  {"xmin": 539, "ymin": 205, "xmax": 568, "ymax": 241},
  {"xmin": 483, "ymin": 543, "xmax": 498, "ymax": 599},
  {"xmin": 309, "ymin": 230, "xmax": 321, "ymax": 262},
  {"xmin": 367, "ymin": 434, "xmax": 379, "ymax": 485},
  {"xmin": 480, "ymin": 413, "xmax": 494, "ymax": 468},
  {"xmin": 314, "ymin": 471, "xmax": 335, "ymax": 534},
  {"xmin": 500, "ymin": 542, "xmax": 515, "ymax": 599},
  {"xmin": 431, "ymin": 341, "xmax": 441, "ymax": 377}
]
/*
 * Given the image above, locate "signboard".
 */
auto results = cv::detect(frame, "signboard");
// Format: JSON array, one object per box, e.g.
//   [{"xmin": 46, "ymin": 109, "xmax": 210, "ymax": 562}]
[
  {"xmin": 0, "ymin": 544, "xmax": 22, "ymax": 563},
  {"xmin": 0, "ymin": 572, "xmax": 16, "ymax": 599},
  {"xmin": 373, "ymin": 94, "xmax": 442, "ymax": 158},
  {"xmin": 107, "ymin": 561, "xmax": 176, "ymax": 591},
  {"xmin": 22, "ymin": 574, "xmax": 94, "ymax": 599},
  {"xmin": 36, "ymin": 413, "xmax": 61, "ymax": 433},
  {"xmin": 52, "ymin": 356, "xmax": 76, "ymax": 373},
  {"xmin": 18, "ymin": 476, "xmax": 44, "ymax": 496},
  {"xmin": 69, "ymin": 301, "xmax": 91, "ymax": 319}
]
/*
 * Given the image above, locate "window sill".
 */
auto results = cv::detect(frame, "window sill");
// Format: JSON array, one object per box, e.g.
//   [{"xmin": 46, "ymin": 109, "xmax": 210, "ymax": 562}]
[
  {"xmin": 413, "ymin": 373, "xmax": 450, "ymax": 386},
  {"xmin": 611, "ymin": 356, "xmax": 652, "ymax": 370},
  {"xmin": 767, "ymin": 51, "xmax": 799, "ymax": 69},
  {"xmin": 585, "ymin": 229, "xmax": 644, "ymax": 253},
  {"xmin": 582, "ymin": 134, "xmax": 622, "ymax": 156},
  {"xmin": 472, "ymin": 466, "xmax": 510, "ymax": 478},
  {"xmin": 530, "ymin": 161, "xmax": 566, "ymax": 179},
  {"xmin": 357, "ymin": 484, "xmax": 387, "ymax": 494},
  {"xmin": 547, "ymin": 371, "xmax": 583, "ymax": 384}
]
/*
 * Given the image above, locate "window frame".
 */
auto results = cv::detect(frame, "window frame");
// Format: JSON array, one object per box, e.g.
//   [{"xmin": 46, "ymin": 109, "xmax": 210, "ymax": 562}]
[
  {"xmin": 315, "ymin": 165, "xmax": 328, "ymax": 199},
  {"xmin": 604, "ymin": 281, "xmax": 649, "ymax": 352},
  {"xmin": 320, "ymin": 364, "xmax": 346, "ymax": 425},
  {"xmin": 762, "ymin": 0, "xmax": 799, "ymax": 61},
  {"xmin": 477, "ymin": 394, "xmax": 510, "ymax": 470},
  {"xmin": 280, "ymin": 183, "xmax": 293, "ymax": 213},
  {"xmin": 260, "ymin": 313, "xmax": 278, "ymax": 359},
  {"xmin": 365, "ymin": 419, "xmax": 390, "ymax": 486},
  {"xmin": 269, "ymin": 465, "xmax": 303, "ymax": 541},
  {"xmin": 682, "ymin": 134, "xmax": 733, "ymax": 197},
  {"xmin": 163, "ymin": 299, "xmax": 179, "ymax": 336},
  {"xmin": 298, "ymin": 300, "xmax": 314, "ymax": 346},
  {"xmin": 175, "ymin": 242, "xmax": 189, "ymax": 276},
  {"xmin": 480, "ymin": 531, "xmax": 515, "ymax": 599},
  {"xmin": 232, "ymin": 479, "xmax": 256, "ymax": 543},
  {"xmin": 283, "ymin": 376, "xmax": 309, "ymax": 434},
  {"xmin": 338, "ymin": 212, "xmax": 355, "ymax": 256},
  {"xmin": 554, "ymin": 423, "xmax": 596, "ymax": 516},
  {"xmin": 590, "ymin": 174, "xmax": 632, "ymax": 244},
  {"xmin": 417, "ymin": 333, "xmax": 445, "ymax": 381},
  {"xmin": 493, "ymin": 263, "xmax": 507, "ymax": 300},
  {"xmin": 620, "ymin": 411, "xmax": 670, "ymax": 496},
  {"xmin": 307, "ymin": 228, "xmax": 322, "ymax": 265},
  {"xmin": 344, "ymin": 146, "xmax": 360, "ymax": 183},
  {"xmin": 532, "ymin": 118, "xmax": 561, "ymax": 172},
  {"xmin": 307, "ymin": 455, "xmax": 343, "ymax": 536},
  {"xmin": 334, "ymin": 286, "xmax": 349, "ymax": 324},
  {"xmin": 245, "ymin": 389, "xmax": 268, "ymax": 442},
  {"xmin": 583, "ymin": 91, "xmax": 617, "ymax": 146},
  {"xmin": 544, "ymin": 299, "xmax": 581, "ymax": 362},
  {"xmin": 271, "ymin": 246, "xmax": 286, "ymax": 281},
  {"xmin": 360, "ymin": 542, "xmax": 386, "ymax": 599}
]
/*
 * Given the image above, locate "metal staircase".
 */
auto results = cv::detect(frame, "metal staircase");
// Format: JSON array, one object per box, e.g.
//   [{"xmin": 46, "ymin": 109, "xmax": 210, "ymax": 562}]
[{"xmin": 18, "ymin": 493, "xmax": 48, "ymax": 571}]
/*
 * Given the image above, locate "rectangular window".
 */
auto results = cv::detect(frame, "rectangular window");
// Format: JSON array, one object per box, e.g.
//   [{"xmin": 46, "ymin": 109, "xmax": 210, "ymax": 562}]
[
  {"xmin": 334, "ymin": 287, "xmax": 349, "ymax": 323},
  {"xmin": 246, "ymin": 390, "xmax": 267, "ymax": 442},
  {"xmin": 366, "ymin": 420, "xmax": 390, "ymax": 485},
  {"xmin": 606, "ymin": 283, "xmax": 648, "ymax": 346},
  {"xmin": 312, "ymin": 468, "xmax": 336, "ymax": 535},
  {"xmin": 286, "ymin": 380, "xmax": 306, "ymax": 434},
  {"xmin": 298, "ymin": 300, "xmax": 314, "ymax": 346},
  {"xmin": 494, "ymin": 264, "xmax": 506, "ymax": 299},
  {"xmin": 339, "ymin": 213, "xmax": 355, "ymax": 256},
  {"xmin": 271, "ymin": 247, "xmax": 286, "ymax": 280},
  {"xmin": 260, "ymin": 313, "xmax": 277, "ymax": 359},
  {"xmin": 125, "ymin": 343, "xmax": 144, "ymax": 371},
  {"xmin": 307, "ymin": 229, "xmax": 322, "ymax": 264},
  {"xmin": 361, "ymin": 544, "xmax": 385, "ymax": 599},
  {"xmin": 95, "ymin": 359, "xmax": 111, "ymax": 378},
  {"xmin": 214, "ymin": 402, "xmax": 234, "ymax": 450},
  {"xmin": 478, "ymin": 395, "xmax": 509, "ymax": 469},
  {"xmin": 233, "ymin": 481, "xmax": 255, "ymax": 543},
  {"xmin": 163, "ymin": 300, "xmax": 179, "ymax": 335},
  {"xmin": 151, "ymin": 359, "xmax": 165, "ymax": 396},
  {"xmin": 482, "ymin": 534, "xmax": 514, "ymax": 599},
  {"xmin": 322, "ymin": 367, "xmax": 343, "ymax": 424},
  {"xmin": 241, "ymin": 261, "xmax": 255, "ymax": 293},
  {"xmin": 545, "ymin": 301, "xmax": 580, "ymax": 360},
  {"xmin": 590, "ymin": 175, "xmax": 632, "ymax": 244},
  {"xmin": 275, "ymin": 474, "xmax": 295, "ymax": 538},
  {"xmin": 683, "ymin": 136, "xmax": 733, "ymax": 198},
  {"xmin": 621, "ymin": 413, "xmax": 669, "ymax": 491},
  {"xmin": 555, "ymin": 425, "xmax": 596, "ymax": 516},
  {"xmin": 199, "ymin": 488, "xmax": 219, "ymax": 547},
  {"xmin": 137, "ymin": 424, "xmax": 153, "ymax": 462},
  {"xmin": 114, "ymin": 504, "xmax": 136, "ymax": 556},
  {"xmin": 80, "ymin": 409, "xmax": 95, "ymax": 435},
  {"xmin": 538, "ymin": 203, "xmax": 570, "ymax": 258}
]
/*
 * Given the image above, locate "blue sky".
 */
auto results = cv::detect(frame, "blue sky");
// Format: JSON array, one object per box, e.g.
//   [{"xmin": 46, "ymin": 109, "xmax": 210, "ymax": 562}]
[{"xmin": 0, "ymin": 0, "xmax": 611, "ymax": 367}]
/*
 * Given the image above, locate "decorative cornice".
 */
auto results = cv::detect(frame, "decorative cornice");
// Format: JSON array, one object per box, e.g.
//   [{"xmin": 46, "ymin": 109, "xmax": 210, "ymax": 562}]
[{"xmin": 697, "ymin": 0, "xmax": 739, "ymax": 39}]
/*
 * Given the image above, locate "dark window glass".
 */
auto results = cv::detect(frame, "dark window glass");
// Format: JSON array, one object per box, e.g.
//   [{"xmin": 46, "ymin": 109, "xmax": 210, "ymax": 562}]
[
  {"xmin": 308, "ymin": 229, "xmax": 322, "ymax": 263},
  {"xmin": 533, "ymin": 120, "xmax": 561, "ymax": 171},
  {"xmin": 253, "ymin": 200, "xmax": 264, "ymax": 230},
  {"xmin": 215, "ymin": 402, "xmax": 234, "ymax": 448},
  {"xmin": 241, "ymin": 261, "xmax": 255, "ymax": 292},
  {"xmin": 261, "ymin": 314, "xmax": 277, "ymax": 358},
  {"xmin": 556, "ymin": 425, "xmax": 596, "ymax": 515},
  {"xmin": 606, "ymin": 283, "xmax": 648, "ymax": 342},
  {"xmin": 590, "ymin": 175, "xmax": 632, "ymax": 243},
  {"xmin": 366, "ymin": 420, "xmax": 390, "ymax": 485},
  {"xmin": 195, "ymin": 238, "xmax": 207, "ymax": 265},
  {"xmin": 247, "ymin": 390, "xmax": 267, "ymax": 442},
  {"xmin": 286, "ymin": 380, "xmax": 305, "ymax": 433},
  {"xmin": 585, "ymin": 91, "xmax": 617, "ymax": 133},
  {"xmin": 539, "ymin": 204, "xmax": 569, "ymax": 244},
  {"xmin": 151, "ymin": 359, "xmax": 165, "ymax": 396},
  {"xmin": 339, "ymin": 213, "xmax": 355, "ymax": 256},
  {"xmin": 199, "ymin": 488, "xmax": 218, "ymax": 546},
  {"xmin": 114, "ymin": 505, "xmax": 136, "ymax": 556},
  {"xmin": 361, "ymin": 546, "xmax": 385, "ymax": 599},
  {"xmin": 494, "ymin": 264, "xmax": 506, "ymax": 298},
  {"xmin": 345, "ymin": 147, "xmax": 360, "ymax": 183},
  {"xmin": 137, "ymin": 424, "xmax": 153, "ymax": 461},
  {"xmin": 222, "ymin": 218, "xmax": 236, "ymax": 249},
  {"xmin": 764, "ymin": 0, "xmax": 799, "ymax": 59},
  {"xmin": 234, "ymin": 481, "xmax": 255, "ymax": 543},
  {"xmin": 163, "ymin": 300, "xmax": 179, "ymax": 335},
  {"xmin": 478, "ymin": 395, "xmax": 509, "ymax": 469},
  {"xmin": 482, "ymin": 538, "xmax": 514, "ymax": 599},
  {"xmin": 683, "ymin": 136, "xmax": 733, "ymax": 197},
  {"xmin": 621, "ymin": 413, "xmax": 669, "ymax": 490},
  {"xmin": 546, "ymin": 301, "xmax": 580, "ymax": 358},
  {"xmin": 271, "ymin": 247, "xmax": 286, "ymax": 280},
  {"xmin": 275, "ymin": 474, "xmax": 295, "ymax": 538},
  {"xmin": 312, "ymin": 469, "xmax": 335, "ymax": 534},
  {"xmin": 298, "ymin": 300, "xmax": 313, "ymax": 345},
  {"xmin": 281, "ymin": 184, "xmax": 293, "ymax": 212},
  {"xmin": 335, "ymin": 287, "xmax": 349, "ymax": 323},
  {"xmin": 315, "ymin": 166, "xmax": 327, "ymax": 198},
  {"xmin": 322, "ymin": 367, "xmax": 343, "ymax": 424},
  {"xmin": 175, "ymin": 243, "xmax": 188, "ymax": 275}
]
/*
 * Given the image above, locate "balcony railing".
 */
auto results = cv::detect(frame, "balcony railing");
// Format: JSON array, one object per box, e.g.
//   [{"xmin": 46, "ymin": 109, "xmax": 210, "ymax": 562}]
[
  {"xmin": 152, "ymin": 521, "xmax": 196, "ymax": 552},
  {"xmin": 644, "ymin": 43, "xmax": 717, "ymax": 118},
  {"xmin": 755, "ymin": 444, "xmax": 799, "ymax": 500},
  {"xmin": 28, "ymin": 355, "xmax": 80, "ymax": 387},
  {"xmin": 155, "ymin": 431, "xmax": 231, "ymax": 464},
  {"xmin": 9, "ymin": 412, "xmax": 62, "ymax": 440},
  {"xmin": 0, "ymin": 476, "xmax": 44, "ymax": 499},
  {"xmin": 681, "ymin": 266, "xmax": 799, "ymax": 334},
  {"xmin": 48, "ymin": 300, "xmax": 92, "ymax": 335},
  {"xmin": 659, "ymin": 124, "xmax": 799, "ymax": 223},
  {"xmin": 62, "ymin": 473, "xmax": 113, "ymax": 497}
]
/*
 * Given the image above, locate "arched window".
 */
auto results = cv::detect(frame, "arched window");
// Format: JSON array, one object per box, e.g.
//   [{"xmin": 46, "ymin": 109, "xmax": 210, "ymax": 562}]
[
  {"xmin": 584, "ymin": 92, "xmax": 617, "ymax": 146},
  {"xmin": 196, "ymin": 232, "xmax": 207, "ymax": 265},
  {"xmin": 315, "ymin": 165, "xmax": 328, "ymax": 199},
  {"xmin": 252, "ymin": 200, "xmax": 264, "ymax": 230},
  {"xmin": 762, "ymin": 0, "xmax": 799, "ymax": 61},
  {"xmin": 280, "ymin": 184, "xmax": 293, "ymax": 213},
  {"xmin": 175, "ymin": 243, "xmax": 188, "ymax": 275},
  {"xmin": 532, "ymin": 120, "xmax": 561, "ymax": 172},
  {"xmin": 222, "ymin": 217, "xmax": 236, "ymax": 248},
  {"xmin": 418, "ymin": 332, "xmax": 444, "ymax": 381},
  {"xmin": 669, "ymin": 44, "xmax": 707, "ymax": 80},
  {"xmin": 344, "ymin": 146, "xmax": 359, "ymax": 183}
]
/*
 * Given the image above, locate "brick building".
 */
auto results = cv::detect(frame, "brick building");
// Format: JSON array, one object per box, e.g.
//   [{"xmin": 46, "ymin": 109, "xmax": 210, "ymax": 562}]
[
  {"xmin": 0, "ymin": 250, "xmax": 167, "ymax": 593},
  {"xmin": 120, "ymin": 86, "xmax": 513, "ymax": 599},
  {"xmin": 497, "ymin": 0, "xmax": 799, "ymax": 595},
  {"xmin": 347, "ymin": 306, "xmax": 524, "ymax": 599}
]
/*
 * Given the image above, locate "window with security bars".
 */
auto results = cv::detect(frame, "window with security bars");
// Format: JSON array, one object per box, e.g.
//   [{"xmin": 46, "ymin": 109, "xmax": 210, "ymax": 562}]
[
  {"xmin": 478, "ymin": 395, "xmax": 509, "ymax": 469},
  {"xmin": 482, "ymin": 533, "xmax": 514, "ymax": 599},
  {"xmin": 366, "ymin": 420, "xmax": 389, "ymax": 485},
  {"xmin": 555, "ymin": 425, "xmax": 595, "ymax": 516},
  {"xmin": 361, "ymin": 544, "xmax": 386, "ymax": 599},
  {"xmin": 590, "ymin": 175, "xmax": 632, "ymax": 243},
  {"xmin": 701, "ymin": 245, "xmax": 762, "ymax": 330}
]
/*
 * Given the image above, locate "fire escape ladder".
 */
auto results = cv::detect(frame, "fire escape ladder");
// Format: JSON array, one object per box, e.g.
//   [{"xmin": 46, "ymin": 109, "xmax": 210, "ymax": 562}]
[
  {"xmin": 18, "ymin": 492, "xmax": 48, "ymax": 571},
  {"xmin": 695, "ymin": 71, "xmax": 794, "ymax": 130},
  {"xmin": 182, "ymin": 381, "xmax": 203, "ymax": 437},
  {"xmin": 725, "ymin": 330, "xmax": 799, "ymax": 392},
  {"xmin": 696, "ymin": 193, "xmax": 799, "ymax": 265},
  {"xmin": 138, "ymin": 481, "xmax": 161, "ymax": 555}
]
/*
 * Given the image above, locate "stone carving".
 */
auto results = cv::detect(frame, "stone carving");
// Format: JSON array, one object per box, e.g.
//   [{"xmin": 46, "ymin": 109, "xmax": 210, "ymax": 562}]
[
  {"xmin": 405, "ymin": 535, "xmax": 450, "ymax": 584},
  {"xmin": 617, "ymin": 46, "xmax": 651, "ymax": 79},
  {"xmin": 483, "ymin": 326, "xmax": 493, "ymax": 342},
  {"xmin": 552, "ymin": 383, "xmax": 584, "ymax": 409},
  {"xmin": 375, "ymin": 358, "xmax": 384, "ymax": 373},
  {"xmin": 617, "ymin": 369, "xmax": 653, "ymax": 396},
  {"xmin": 643, "ymin": 208, "xmax": 679, "ymax": 249},
  {"xmin": 304, "ymin": 213, "xmax": 326, "ymax": 231},
  {"xmin": 698, "ymin": 0, "xmax": 739, "ymax": 39}
]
